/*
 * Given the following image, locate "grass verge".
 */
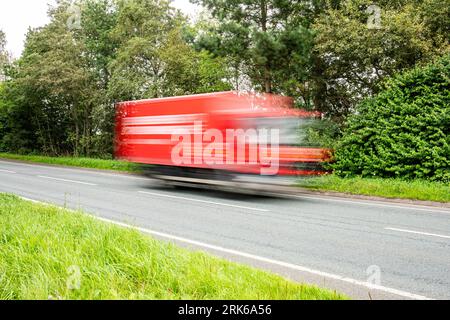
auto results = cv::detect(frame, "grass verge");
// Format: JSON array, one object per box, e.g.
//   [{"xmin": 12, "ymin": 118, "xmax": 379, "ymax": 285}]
[
  {"xmin": 0, "ymin": 194, "xmax": 345, "ymax": 300},
  {"xmin": 298, "ymin": 175, "xmax": 450, "ymax": 203},
  {"xmin": 0, "ymin": 153, "xmax": 140, "ymax": 173}
]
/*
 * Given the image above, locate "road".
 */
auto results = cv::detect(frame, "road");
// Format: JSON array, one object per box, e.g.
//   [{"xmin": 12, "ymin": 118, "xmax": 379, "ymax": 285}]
[{"xmin": 0, "ymin": 159, "xmax": 449, "ymax": 300}]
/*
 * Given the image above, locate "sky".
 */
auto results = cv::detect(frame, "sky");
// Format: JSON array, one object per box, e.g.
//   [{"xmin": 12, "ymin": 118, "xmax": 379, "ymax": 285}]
[{"xmin": 0, "ymin": 0, "xmax": 200, "ymax": 58}]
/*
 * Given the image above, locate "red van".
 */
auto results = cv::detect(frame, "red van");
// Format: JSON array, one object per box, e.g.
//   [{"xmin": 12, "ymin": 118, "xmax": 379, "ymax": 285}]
[{"xmin": 115, "ymin": 91, "xmax": 330, "ymax": 190}]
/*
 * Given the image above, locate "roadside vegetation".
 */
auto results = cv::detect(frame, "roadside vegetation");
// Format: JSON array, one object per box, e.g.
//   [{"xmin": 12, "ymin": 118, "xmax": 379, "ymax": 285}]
[
  {"xmin": 298, "ymin": 175, "xmax": 450, "ymax": 204},
  {"xmin": 0, "ymin": 194, "xmax": 346, "ymax": 300},
  {"xmin": 0, "ymin": 153, "xmax": 140, "ymax": 173},
  {"xmin": 298, "ymin": 55, "xmax": 450, "ymax": 204},
  {"xmin": 332, "ymin": 55, "xmax": 450, "ymax": 183}
]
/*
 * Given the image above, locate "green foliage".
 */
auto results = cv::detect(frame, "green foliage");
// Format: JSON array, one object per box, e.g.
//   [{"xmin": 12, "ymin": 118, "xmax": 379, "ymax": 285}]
[
  {"xmin": 333, "ymin": 54, "xmax": 450, "ymax": 182},
  {"xmin": 301, "ymin": 118, "xmax": 342, "ymax": 149},
  {"xmin": 195, "ymin": 50, "xmax": 233, "ymax": 93},
  {"xmin": 0, "ymin": 80, "xmax": 40, "ymax": 154},
  {"xmin": 0, "ymin": 30, "xmax": 9, "ymax": 81},
  {"xmin": 0, "ymin": 153, "xmax": 140, "ymax": 172},
  {"xmin": 192, "ymin": 0, "xmax": 315, "ymax": 95},
  {"xmin": 107, "ymin": 0, "xmax": 181, "ymax": 100},
  {"xmin": 108, "ymin": 0, "xmax": 231, "ymax": 100},
  {"xmin": 298, "ymin": 175, "xmax": 450, "ymax": 203},
  {"xmin": 313, "ymin": 0, "xmax": 450, "ymax": 118},
  {"xmin": 0, "ymin": 194, "xmax": 346, "ymax": 300},
  {"xmin": 191, "ymin": 0, "xmax": 449, "ymax": 116}
]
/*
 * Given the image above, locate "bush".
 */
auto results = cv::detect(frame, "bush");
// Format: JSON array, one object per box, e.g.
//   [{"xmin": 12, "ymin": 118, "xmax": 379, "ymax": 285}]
[{"xmin": 333, "ymin": 55, "xmax": 450, "ymax": 182}]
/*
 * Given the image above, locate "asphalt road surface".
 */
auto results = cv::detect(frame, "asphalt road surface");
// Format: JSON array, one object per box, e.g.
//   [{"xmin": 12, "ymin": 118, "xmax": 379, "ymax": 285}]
[{"xmin": 1, "ymin": 159, "xmax": 449, "ymax": 300}]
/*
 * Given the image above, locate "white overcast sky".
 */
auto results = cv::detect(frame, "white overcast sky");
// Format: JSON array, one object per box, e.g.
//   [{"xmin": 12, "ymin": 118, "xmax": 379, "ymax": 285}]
[{"xmin": 0, "ymin": 0, "xmax": 200, "ymax": 58}]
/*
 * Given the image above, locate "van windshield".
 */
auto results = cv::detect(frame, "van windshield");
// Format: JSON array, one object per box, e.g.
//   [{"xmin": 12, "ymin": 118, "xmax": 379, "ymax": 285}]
[{"xmin": 251, "ymin": 117, "xmax": 324, "ymax": 147}]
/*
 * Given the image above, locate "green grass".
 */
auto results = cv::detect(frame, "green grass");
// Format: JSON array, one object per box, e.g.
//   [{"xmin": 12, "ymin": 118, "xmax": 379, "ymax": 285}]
[
  {"xmin": 0, "ymin": 194, "xmax": 345, "ymax": 300},
  {"xmin": 298, "ymin": 175, "xmax": 450, "ymax": 203},
  {"xmin": 0, "ymin": 153, "xmax": 140, "ymax": 173}
]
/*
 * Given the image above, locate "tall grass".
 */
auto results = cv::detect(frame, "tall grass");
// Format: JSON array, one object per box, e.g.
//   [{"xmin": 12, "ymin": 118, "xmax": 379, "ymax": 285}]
[
  {"xmin": 298, "ymin": 175, "xmax": 450, "ymax": 203},
  {"xmin": 0, "ymin": 153, "xmax": 140, "ymax": 172},
  {"xmin": 0, "ymin": 194, "xmax": 345, "ymax": 300}
]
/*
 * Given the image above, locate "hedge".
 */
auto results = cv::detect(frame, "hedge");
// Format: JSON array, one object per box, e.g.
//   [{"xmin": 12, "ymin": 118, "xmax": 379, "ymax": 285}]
[{"xmin": 333, "ymin": 54, "xmax": 450, "ymax": 182}]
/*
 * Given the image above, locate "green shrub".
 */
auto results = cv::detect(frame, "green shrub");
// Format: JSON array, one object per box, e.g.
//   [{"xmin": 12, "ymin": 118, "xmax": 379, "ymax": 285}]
[{"xmin": 333, "ymin": 55, "xmax": 450, "ymax": 182}]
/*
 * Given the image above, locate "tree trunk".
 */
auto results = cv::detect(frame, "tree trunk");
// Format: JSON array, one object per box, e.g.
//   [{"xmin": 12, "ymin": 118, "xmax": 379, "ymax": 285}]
[
  {"xmin": 260, "ymin": 0, "xmax": 272, "ymax": 93},
  {"xmin": 75, "ymin": 122, "xmax": 80, "ymax": 157},
  {"xmin": 72, "ymin": 104, "xmax": 80, "ymax": 157},
  {"xmin": 264, "ymin": 67, "xmax": 272, "ymax": 93}
]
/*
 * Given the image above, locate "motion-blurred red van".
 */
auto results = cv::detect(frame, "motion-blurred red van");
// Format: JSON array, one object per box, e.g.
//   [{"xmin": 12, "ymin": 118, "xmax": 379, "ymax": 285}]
[{"xmin": 115, "ymin": 91, "xmax": 330, "ymax": 190}]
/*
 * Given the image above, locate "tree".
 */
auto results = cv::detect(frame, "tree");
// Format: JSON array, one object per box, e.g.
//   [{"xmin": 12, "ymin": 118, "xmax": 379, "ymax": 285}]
[
  {"xmin": 312, "ymin": 0, "xmax": 450, "ymax": 119},
  {"xmin": 159, "ymin": 28, "xmax": 232, "ymax": 96},
  {"xmin": 191, "ymin": 0, "xmax": 315, "ymax": 95},
  {"xmin": 78, "ymin": 0, "xmax": 120, "ymax": 156},
  {"xmin": 0, "ymin": 30, "xmax": 10, "ymax": 82},
  {"xmin": 80, "ymin": 0, "xmax": 119, "ymax": 88},
  {"xmin": 6, "ymin": 0, "xmax": 97, "ymax": 156},
  {"xmin": 108, "ymin": 0, "xmax": 231, "ymax": 100},
  {"xmin": 194, "ymin": 50, "xmax": 233, "ymax": 93},
  {"xmin": 333, "ymin": 54, "xmax": 450, "ymax": 182},
  {"xmin": 0, "ymin": 66, "xmax": 42, "ymax": 154},
  {"xmin": 108, "ymin": 0, "xmax": 181, "ymax": 100}
]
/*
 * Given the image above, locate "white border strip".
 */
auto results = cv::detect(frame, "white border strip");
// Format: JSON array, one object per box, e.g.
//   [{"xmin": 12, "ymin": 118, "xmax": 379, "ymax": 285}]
[
  {"xmin": 38, "ymin": 175, "xmax": 98, "ymax": 186},
  {"xmin": 0, "ymin": 169, "xmax": 16, "ymax": 174},
  {"xmin": 0, "ymin": 159, "xmax": 150, "ymax": 181},
  {"xmin": 139, "ymin": 191, "xmax": 269, "ymax": 212},
  {"xmin": 295, "ymin": 195, "xmax": 450, "ymax": 214},
  {"xmin": 19, "ymin": 196, "xmax": 432, "ymax": 300},
  {"xmin": 386, "ymin": 227, "xmax": 450, "ymax": 240}
]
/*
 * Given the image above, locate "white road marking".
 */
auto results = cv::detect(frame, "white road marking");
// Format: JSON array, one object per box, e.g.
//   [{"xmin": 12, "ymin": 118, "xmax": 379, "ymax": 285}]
[
  {"xmin": 20, "ymin": 197, "xmax": 42, "ymax": 203},
  {"xmin": 386, "ymin": 227, "xmax": 450, "ymax": 240},
  {"xmin": 38, "ymin": 175, "xmax": 98, "ymax": 186},
  {"xmin": 295, "ymin": 195, "xmax": 450, "ymax": 214},
  {"xmin": 17, "ymin": 196, "xmax": 432, "ymax": 300},
  {"xmin": 0, "ymin": 169, "xmax": 16, "ymax": 174},
  {"xmin": 139, "ymin": 191, "xmax": 269, "ymax": 212}
]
